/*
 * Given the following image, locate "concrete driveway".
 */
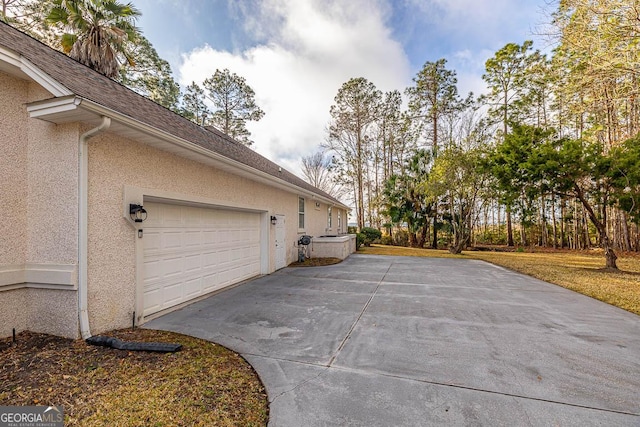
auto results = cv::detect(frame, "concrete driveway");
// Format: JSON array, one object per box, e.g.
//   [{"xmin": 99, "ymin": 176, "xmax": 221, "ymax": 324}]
[{"xmin": 146, "ymin": 254, "xmax": 640, "ymax": 426}]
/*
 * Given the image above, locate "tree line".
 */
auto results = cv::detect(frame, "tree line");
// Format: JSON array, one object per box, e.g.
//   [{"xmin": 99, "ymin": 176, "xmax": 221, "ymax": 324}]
[
  {"xmin": 4, "ymin": 1, "xmax": 640, "ymax": 269},
  {"xmin": 1, "ymin": 0, "xmax": 264, "ymax": 146},
  {"xmin": 315, "ymin": 0, "xmax": 640, "ymax": 270}
]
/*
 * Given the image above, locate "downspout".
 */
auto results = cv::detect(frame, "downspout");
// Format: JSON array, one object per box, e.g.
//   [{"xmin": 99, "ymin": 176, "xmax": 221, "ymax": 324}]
[{"xmin": 79, "ymin": 116, "xmax": 111, "ymax": 339}]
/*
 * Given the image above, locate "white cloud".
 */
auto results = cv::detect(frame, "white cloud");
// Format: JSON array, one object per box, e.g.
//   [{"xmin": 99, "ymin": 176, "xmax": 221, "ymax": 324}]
[
  {"xmin": 178, "ymin": 0, "xmax": 410, "ymax": 175},
  {"xmin": 449, "ymin": 48, "xmax": 497, "ymax": 97}
]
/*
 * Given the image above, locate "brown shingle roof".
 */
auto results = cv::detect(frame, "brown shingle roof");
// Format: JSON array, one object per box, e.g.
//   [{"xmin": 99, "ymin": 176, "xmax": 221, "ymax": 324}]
[{"xmin": 0, "ymin": 22, "xmax": 344, "ymax": 206}]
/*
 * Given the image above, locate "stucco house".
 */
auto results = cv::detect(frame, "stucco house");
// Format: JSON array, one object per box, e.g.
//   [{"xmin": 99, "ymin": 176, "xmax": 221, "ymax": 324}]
[{"xmin": 0, "ymin": 23, "xmax": 352, "ymax": 339}]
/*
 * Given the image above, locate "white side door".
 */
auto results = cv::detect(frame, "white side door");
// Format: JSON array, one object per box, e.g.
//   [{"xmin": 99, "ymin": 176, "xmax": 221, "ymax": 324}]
[{"xmin": 275, "ymin": 214, "xmax": 286, "ymax": 270}]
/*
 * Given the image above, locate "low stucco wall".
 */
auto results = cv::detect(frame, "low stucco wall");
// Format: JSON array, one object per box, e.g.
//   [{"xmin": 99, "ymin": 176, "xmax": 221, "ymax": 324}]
[{"xmin": 309, "ymin": 235, "xmax": 356, "ymax": 260}]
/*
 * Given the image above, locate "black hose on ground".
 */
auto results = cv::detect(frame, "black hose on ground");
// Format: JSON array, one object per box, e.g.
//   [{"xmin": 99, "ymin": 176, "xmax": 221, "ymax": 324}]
[{"xmin": 86, "ymin": 335, "xmax": 182, "ymax": 352}]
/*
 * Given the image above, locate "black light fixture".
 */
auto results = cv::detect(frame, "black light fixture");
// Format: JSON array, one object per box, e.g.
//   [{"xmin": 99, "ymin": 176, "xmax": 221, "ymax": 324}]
[
  {"xmin": 270, "ymin": 215, "xmax": 277, "ymax": 225},
  {"xmin": 129, "ymin": 204, "xmax": 148, "ymax": 223}
]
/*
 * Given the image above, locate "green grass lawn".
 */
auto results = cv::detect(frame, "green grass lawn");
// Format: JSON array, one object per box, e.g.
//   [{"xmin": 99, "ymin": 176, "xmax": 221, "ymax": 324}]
[{"xmin": 359, "ymin": 245, "xmax": 640, "ymax": 316}]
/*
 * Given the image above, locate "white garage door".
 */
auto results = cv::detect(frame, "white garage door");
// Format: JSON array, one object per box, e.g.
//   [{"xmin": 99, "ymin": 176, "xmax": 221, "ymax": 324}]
[{"xmin": 142, "ymin": 202, "xmax": 261, "ymax": 317}]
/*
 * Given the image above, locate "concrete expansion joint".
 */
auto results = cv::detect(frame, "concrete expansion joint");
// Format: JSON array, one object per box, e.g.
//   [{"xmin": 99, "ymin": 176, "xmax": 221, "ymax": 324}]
[
  {"xmin": 327, "ymin": 263, "xmax": 393, "ymax": 367},
  {"xmin": 268, "ymin": 366, "xmax": 330, "ymax": 405},
  {"xmin": 237, "ymin": 353, "xmax": 333, "ymax": 405},
  {"xmin": 242, "ymin": 352, "xmax": 328, "ymax": 369}
]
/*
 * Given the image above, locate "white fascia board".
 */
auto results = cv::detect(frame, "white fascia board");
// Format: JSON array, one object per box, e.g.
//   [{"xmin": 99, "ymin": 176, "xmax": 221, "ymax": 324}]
[
  {"xmin": 26, "ymin": 95, "xmax": 82, "ymax": 118},
  {"xmin": 0, "ymin": 45, "xmax": 72, "ymax": 97},
  {"xmin": 0, "ymin": 44, "xmax": 22, "ymax": 68},
  {"xmin": 20, "ymin": 57, "xmax": 72, "ymax": 97}
]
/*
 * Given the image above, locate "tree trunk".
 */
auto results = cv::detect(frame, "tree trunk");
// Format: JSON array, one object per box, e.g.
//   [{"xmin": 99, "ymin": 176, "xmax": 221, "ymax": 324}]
[
  {"xmin": 551, "ymin": 193, "xmax": 558, "ymax": 249},
  {"xmin": 583, "ymin": 210, "xmax": 591, "ymax": 248},
  {"xmin": 520, "ymin": 221, "xmax": 527, "ymax": 247},
  {"xmin": 574, "ymin": 198, "xmax": 580, "ymax": 249},
  {"xmin": 418, "ymin": 222, "xmax": 429, "ymax": 249},
  {"xmin": 620, "ymin": 210, "xmax": 632, "ymax": 252},
  {"xmin": 408, "ymin": 226, "xmax": 417, "ymax": 248},
  {"xmin": 483, "ymin": 205, "xmax": 489, "ymax": 242},
  {"xmin": 540, "ymin": 195, "xmax": 548, "ymax": 247},
  {"xmin": 353, "ymin": 186, "xmax": 360, "ymax": 230},
  {"xmin": 495, "ymin": 200, "xmax": 500, "ymax": 244},
  {"xmin": 506, "ymin": 207, "xmax": 514, "ymax": 246},
  {"xmin": 560, "ymin": 197, "xmax": 566, "ymax": 248},
  {"xmin": 431, "ymin": 214, "xmax": 438, "ymax": 249},
  {"xmin": 449, "ymin": 219, "xmax": 470, "ymax": 254},
  {"xmin": 449, "ymin": 241, "xmax": 465, "ymax": 254},
  {"xmin": 574, "ymin": 184, "xmax": 618, "ymax": 269}
]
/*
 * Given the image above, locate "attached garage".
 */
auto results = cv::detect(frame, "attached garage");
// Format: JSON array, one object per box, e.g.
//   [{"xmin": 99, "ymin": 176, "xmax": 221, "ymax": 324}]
[
  {"xmin": 142, "ymin": 202, "xmax": 262, "ymax": 317},
  {"xmin": 0, "ymin": 22, "xmax": 353, "ymax": 338}
]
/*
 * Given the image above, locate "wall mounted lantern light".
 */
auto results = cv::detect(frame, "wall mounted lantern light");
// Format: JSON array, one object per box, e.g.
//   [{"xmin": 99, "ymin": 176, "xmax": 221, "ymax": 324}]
[
  {"xmin": 129, "ymin": 204, "xmax": 148, "ymax": 223},
  {"xmin": 270, "ymin": 215, "xmax": 277, "ymax": 225}
]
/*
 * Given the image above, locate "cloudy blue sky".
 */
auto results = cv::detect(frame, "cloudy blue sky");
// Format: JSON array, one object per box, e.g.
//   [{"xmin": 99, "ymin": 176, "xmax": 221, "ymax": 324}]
[{"xmin": 131, "ymin": 0, "xmax": 554, "ymax": 174}]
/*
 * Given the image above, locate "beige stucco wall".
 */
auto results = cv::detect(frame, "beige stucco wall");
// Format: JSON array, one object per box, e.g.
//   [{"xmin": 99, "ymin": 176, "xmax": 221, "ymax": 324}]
[
  {"xmin": 0, "ymin": 289, "xmax": 27, "ymax": 337},
  {"xmin": 0, "ymin": 71, "xmax": 79, "ymax": 338},
  {"xmin": 0, "ymin": 71, "xmax": 28, "ymax": 268},
  {"xmin": 85, "ymin": 131, "xmax": 348, "ymax": 334},
  {"xmin": 27, "ymin": 117, "xmax": 79, "ymax": 264},
  {"xmin": 300, "ymin": 199, "xmax": 348, "ymax": 238}
]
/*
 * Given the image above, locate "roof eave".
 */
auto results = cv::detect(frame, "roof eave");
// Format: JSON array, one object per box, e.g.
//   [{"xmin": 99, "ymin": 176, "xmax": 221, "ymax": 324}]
[
  {"xmin": 0, "ymin": 44, "xmax": 72, "ymax": 97},
  {"xmin": 26, "ymin": 96, "xmax": 349, "ymax": 210}
]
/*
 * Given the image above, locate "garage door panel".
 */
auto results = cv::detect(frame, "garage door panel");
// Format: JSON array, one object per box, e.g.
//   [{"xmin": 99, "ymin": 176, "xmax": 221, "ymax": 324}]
[
  {"xmin": 183, "ymin": 277, "xmax": 202, "ymax": 299},
  {"xmin": 163, "ymin": 205, "xmax": 184, "ymax": 226},
  {"xmin": 203, "ymin": 230, "xmax": 217, "ymax": 243},
  {"xmin": 143, "ymin": 259, "xmax": 162, "ymax": 282},
  {"xmin": 163, "ymin": 231, "xmax": 183, "ymax": 249},
  {"xmin": 142, "ymin": 202, "xmax": 262, "ymax": 317},
  {"xmin": 202, "ymin": 250, "xmax": 220, "ymax": 265},
  {"xmin": 160, "ymin": 256, "xmax": 184, "ymax": 278},
  {"xmin": 184, "ymin": 254, "xmax": 202, "ymax": 273},
  {"xmin": 219, "ymin": 230, "xmax": 230, "ymax": 243},
  {"xmin": 143, "ymin": 289, "xmax": 162, "ymax": 313},
  {"xmin": 184, "ymin": 230, "xmax": 202, "ymax": 246},
  {"xmin": 202, "ymin": 273, "xmax": 218, "ymax": 292},
  {"xmin": 144, "ymin": 231, "xmax": 162, "ymax": 251},
  {"xmin": 162, "ymin": 283, "xmax": 183, "ymax": 306}
]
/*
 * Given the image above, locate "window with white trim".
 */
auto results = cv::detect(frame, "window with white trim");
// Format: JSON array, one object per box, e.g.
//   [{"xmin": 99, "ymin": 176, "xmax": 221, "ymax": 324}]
[
  {"xmin": 328, "ymin": 206, "xmax": 332, "ymax": 229},
  {"xmin": 298, "ymin": 197, "xmax": 305, "ymax": 229},
  {"xmin": 337, "ymin": 210, "xmax": 342, "ymax": 231}
]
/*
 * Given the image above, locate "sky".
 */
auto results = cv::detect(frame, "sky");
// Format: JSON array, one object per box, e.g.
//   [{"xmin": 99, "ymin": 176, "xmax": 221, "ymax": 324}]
[{"xmin": 131, "ymin": 0, "xmax": 554, "ymax": 175}]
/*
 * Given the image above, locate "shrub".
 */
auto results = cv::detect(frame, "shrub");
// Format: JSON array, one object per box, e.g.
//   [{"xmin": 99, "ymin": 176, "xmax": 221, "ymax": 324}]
[
  {"xmin": 356, "ymin": 233, "xmax": 365, "ymax": 250},
  {"xmin": 360, "ymin": 227, "xmax": 382, "ymax": 246},
  {"xmin": 380, "ymin": 234, "xmax": 394, "ymax": 245},
  {"xmin": 393, "ymin": 230, "xmax": 409, "ymax": 247}
]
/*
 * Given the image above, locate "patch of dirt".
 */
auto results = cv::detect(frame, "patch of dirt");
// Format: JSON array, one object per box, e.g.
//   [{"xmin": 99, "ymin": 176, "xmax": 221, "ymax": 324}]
[
  {"xmin": 288, "ymin": 257, "xmax": 342, "ymax": 267},
  {"xmin": 0, "ymin": 329, "xmax": 268, "ymax": 426}
]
